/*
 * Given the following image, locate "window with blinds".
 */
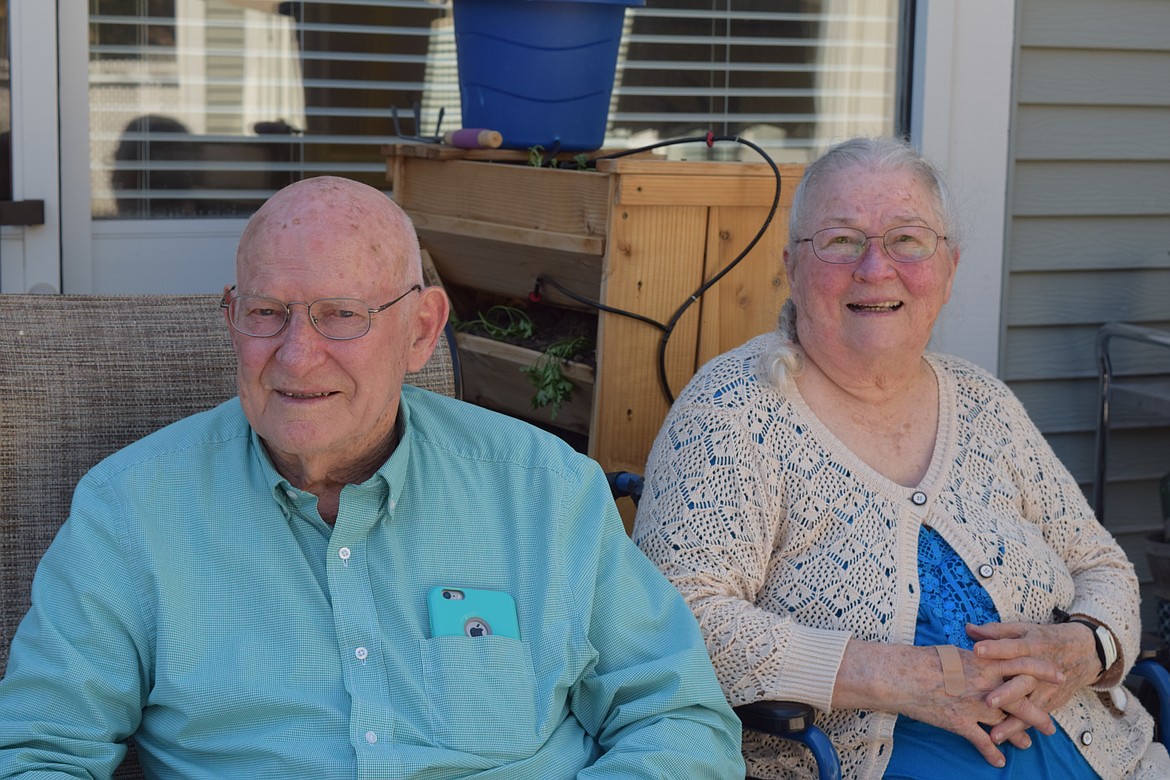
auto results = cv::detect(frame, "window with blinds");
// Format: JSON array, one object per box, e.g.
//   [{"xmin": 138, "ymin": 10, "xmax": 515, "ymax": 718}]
[{"xmin": 90, "ymin": 0, "xmax": 904, "ymax": 219}]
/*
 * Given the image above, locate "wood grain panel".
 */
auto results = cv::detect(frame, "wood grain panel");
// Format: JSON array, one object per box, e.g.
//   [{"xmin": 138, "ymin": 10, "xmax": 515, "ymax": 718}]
[
  {"xmin": 607, "ymin": 162, "xmax": 802, "ymax": 209},
  {"xmin": 696, "ymin": 205, "xmax": 788, "ymax": 367},
  {"xmin": 455, "ymin": 333, "xmax": 594, "ymax": 435},
  {"xmin": 419, "ymin": 230, "xmax": 603, "ymax": 311},
  {"xmin": 389, "ymin": 151, "xmax": 804, "ymax": 478},
  {"xmin": 593, "ymin": 204, "xmax": 708, "ymax": 473},
  {"xmin": 394, "ymin": 156, "xmax": 610, "ymax": 235}
]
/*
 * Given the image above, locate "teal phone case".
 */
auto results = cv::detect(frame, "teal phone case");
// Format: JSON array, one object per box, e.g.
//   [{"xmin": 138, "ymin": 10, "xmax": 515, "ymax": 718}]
[{"xmin": 427, "ymin": 586, "xmax": 521, "ymax": 640}]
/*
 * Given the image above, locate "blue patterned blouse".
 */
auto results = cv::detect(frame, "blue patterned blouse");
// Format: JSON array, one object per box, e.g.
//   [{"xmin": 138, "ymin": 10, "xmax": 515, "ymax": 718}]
[{"xmin": 882, "ymin": 527, "xmax": 1098, "ymax": 779}]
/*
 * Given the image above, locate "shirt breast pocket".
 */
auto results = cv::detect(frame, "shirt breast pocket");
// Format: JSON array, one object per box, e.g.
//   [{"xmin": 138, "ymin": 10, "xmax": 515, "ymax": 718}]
[{"xmin": 421, "ymin": 635, "xmax": 541, "ymax": 760}]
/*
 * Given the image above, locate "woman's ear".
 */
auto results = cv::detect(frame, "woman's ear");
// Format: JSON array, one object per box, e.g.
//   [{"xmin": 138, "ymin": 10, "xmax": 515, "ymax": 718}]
[
  {"xmin": 782, "ymin": 246, "xmax": 801, "ymax": 301},
  {"xmin": 942, "ymin": 246, "xmax": 961, "ymax": 304}
]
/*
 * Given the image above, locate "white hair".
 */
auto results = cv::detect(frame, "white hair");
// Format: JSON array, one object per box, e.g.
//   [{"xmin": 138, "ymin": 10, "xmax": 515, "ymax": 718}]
[
  {"xmin": 759, "ymin": 137, "xmax": 957, "ymax": 392},
  {"xmin": 757, "ymin": 298, "xmax": 803, "ymax": 390}
]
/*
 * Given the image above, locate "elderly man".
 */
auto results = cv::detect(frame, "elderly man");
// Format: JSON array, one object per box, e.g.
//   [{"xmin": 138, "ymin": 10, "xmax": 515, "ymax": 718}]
[{"xmin": 0, "ymin": 177, "xmax": 744, "ymax": 778}]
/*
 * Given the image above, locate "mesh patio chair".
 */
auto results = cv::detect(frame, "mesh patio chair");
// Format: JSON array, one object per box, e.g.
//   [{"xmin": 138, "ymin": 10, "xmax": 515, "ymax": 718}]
[{"xmin": 0, "ymin": 293, "xmax": 458, "ymax": 778}]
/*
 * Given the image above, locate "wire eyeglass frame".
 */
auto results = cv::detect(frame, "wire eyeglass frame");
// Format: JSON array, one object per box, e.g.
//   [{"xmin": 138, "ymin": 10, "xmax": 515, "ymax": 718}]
[
  {"xmin": 797, "ymin": 225, "xmax": 948, "ymax": 264},
  {"xmin": 220, "ymin": 284, "xmax": 422, "ymax": 340}
]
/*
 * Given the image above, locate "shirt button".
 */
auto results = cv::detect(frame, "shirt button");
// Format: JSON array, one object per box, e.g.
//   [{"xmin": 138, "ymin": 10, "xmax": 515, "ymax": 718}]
[
  {"xmin": 338, "ymin": 547, "xmax": 351, "ymax": 563},
  {"xmin": 978, "ymin": 564, "xmax": 995, "ymax": 579},
  {"xmin": 1079, "ymin": 730, "xmax": 1093, "ymax": 746},
  {"xmin": 910, "ymin": 491, "xmax": 928, "ymax": 506},
  {"xmin": 355, "ymin": 647, "xmax": 368, "ymax": 662},
  {"xmin": 285, "ymin": 488, "xmax": 297, "ymax": 499},
  {"xmin": 365, "ymin": 730, "xmax": 378, "ymax": 745}
]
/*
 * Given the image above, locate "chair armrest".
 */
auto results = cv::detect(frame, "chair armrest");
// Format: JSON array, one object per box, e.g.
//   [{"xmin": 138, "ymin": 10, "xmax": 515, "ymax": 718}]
[
  {"xmin": 733, "ymin": 699, "xmax": 817, "ymax": 736},
  {"xmin": 734, "ymin": 700, "xmax": 842, "ymax": 780},
  {"xmin": 605, "ymin": 471, "xmax": 644, "ymax": 506},
  {"xmin": 1128, "ymin": 658, "xmax": 1170, "ymax": 751}
]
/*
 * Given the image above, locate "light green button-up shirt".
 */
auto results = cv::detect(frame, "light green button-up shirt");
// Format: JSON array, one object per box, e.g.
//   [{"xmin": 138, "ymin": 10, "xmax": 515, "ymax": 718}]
[{"xmin": 0, "ymin": 386, "xmax": 743, "ymax": 778}]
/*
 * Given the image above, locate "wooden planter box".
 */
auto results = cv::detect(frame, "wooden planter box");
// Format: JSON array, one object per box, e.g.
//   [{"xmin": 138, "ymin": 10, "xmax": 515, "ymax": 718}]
[
  {"xmin": 386, "ymin": 144, "xmax": 803, "ymax": 476},
  {"xmin": 455, "ymin": 332, "xmax": 595, "ymax": 436}
]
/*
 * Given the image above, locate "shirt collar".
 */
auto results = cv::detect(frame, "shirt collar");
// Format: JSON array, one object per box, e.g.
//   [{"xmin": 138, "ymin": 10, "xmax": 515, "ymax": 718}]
[{"xmin": 249, "ymin": 392, "xmax": 415, "ymax": 521}]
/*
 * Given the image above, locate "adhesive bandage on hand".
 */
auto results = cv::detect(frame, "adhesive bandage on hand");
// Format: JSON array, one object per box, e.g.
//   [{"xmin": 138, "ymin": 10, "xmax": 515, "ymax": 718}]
[{"xmin": 936, "ymin": 644, "xmax": 966, "ymax": 696}]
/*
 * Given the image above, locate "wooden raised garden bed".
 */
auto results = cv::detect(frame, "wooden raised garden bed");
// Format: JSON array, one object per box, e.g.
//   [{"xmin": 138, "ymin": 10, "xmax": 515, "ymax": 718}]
[{"xmin": 386, "ymin": 143, "xmax": 803, "ymax": 481}]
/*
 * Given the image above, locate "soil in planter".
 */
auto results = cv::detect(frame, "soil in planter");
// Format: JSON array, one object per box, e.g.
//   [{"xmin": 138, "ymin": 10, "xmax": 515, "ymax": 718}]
[
  {"xmin": 447, "ymin": 284, "xmax": 597, "ymax": 454},
  {"xmin": 448, "ymin": 284, "xmax": 597, "ymax": 367}
]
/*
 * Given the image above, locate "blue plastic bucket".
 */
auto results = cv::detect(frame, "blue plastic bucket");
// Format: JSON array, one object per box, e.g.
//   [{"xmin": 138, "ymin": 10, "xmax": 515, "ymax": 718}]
[{"xmin": 453, "ymin": 0, "xmax": 644, "ymax": 152}]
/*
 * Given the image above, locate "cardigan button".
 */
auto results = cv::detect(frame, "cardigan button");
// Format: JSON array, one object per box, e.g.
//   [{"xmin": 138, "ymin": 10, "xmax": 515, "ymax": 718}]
[
  {"xmin": 1079, "ymin": 730, "xmax": 1093, "ymax": 746},
  {"xmin": 977, "ymin": 563, "xmax": 995, "ymax": 579},
  {"xmin": 911, "ymin": 491, "xmax": 928, "ymax": 506}
]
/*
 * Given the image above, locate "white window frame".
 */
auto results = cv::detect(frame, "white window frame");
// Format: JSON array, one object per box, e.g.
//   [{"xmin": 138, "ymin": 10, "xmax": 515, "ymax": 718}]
[
  {"xmin": 59, "ymin": 0, "xmax": 95, "ymax": 293},
  {"xmin": 1, "ymin": 0, "xmax": 61, "ymax": 294},
  {"xmin": 911, "ymin": 0, "xmax": 1015, "ymax": 374}
]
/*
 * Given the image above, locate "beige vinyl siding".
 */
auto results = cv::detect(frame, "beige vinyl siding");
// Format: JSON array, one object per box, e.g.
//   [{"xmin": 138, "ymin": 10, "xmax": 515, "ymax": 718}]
[{"xmin": 1003, "ymin": 0, "xmax": 1170, "ymax": 621}]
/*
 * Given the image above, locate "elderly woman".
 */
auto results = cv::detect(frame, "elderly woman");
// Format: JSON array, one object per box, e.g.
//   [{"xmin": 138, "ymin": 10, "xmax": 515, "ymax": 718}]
[{"xmin": 633, "ymin": 137, "xmax": 1170, "ymax": 778}]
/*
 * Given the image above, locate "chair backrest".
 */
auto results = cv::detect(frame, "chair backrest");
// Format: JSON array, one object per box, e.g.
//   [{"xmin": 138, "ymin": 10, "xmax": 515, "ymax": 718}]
[{"xmin": 0, "ymin": 293, "xmax": 457, "ymax": 777}]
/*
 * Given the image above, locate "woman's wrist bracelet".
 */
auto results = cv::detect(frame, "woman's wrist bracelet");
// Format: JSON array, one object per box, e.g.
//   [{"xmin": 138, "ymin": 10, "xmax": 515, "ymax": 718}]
[{"xmin": 1054, "ymin": 607, "xmax": 1118, "ymax": 672}]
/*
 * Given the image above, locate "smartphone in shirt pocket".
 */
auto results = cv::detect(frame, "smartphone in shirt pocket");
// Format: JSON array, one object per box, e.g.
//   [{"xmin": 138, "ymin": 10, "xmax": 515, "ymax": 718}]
[{"xmin": 427, "ymin": 586, "xmax": 521, "ymax": 640}]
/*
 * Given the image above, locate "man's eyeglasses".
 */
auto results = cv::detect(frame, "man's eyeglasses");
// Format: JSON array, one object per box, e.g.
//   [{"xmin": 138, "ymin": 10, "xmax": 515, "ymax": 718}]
[
  {"xmin": 220, "ymin": 285, "xmax": 422, "ymax": 340},
  {"xmin": 797, "ymin": 226, "xmax": 947, "ymax": 264}
]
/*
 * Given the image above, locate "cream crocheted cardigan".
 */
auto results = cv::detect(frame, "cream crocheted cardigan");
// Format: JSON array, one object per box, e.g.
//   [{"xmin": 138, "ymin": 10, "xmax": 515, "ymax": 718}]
[{"xmin": 633, "ymin": 332, "xmax": 1166, "ymax": 779}]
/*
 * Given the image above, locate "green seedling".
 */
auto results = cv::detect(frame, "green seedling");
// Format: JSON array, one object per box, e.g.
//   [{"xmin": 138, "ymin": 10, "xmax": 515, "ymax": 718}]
[
  {"xmin": 453, "ymin": 305, "xmax": 534, "ymax": 341},
  {"xmin": 521, "ymin": 335, "xmax": 591, "ymax": 420}
]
